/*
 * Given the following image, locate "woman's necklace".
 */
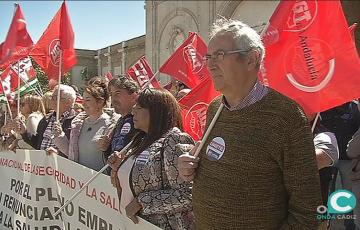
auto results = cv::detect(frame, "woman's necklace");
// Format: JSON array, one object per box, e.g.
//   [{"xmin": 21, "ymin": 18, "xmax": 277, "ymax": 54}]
[{"xmin": 85, "ymin": 114, "xmax": 103, "ymax": 132}]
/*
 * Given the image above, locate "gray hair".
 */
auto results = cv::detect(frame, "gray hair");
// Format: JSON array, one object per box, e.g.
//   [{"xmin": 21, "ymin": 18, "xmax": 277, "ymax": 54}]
[
  {"xmin": 54, "ymin": 84, "xmax": 76, "ymax": 103},
  {"xmin": 210, "ymin": 18, "xmax": 265, "ymax": 64}
]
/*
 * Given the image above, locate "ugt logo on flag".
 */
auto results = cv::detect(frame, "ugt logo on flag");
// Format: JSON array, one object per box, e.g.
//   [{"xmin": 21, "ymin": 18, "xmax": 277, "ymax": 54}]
[
  {"xmin": 286, "ymin": 1, "xmax": 317, "ymax": 32},
  {"xmin": 183, "ymin": 44, "xmax": 204, "ymax": 74},
  {"xmin": 261, "ymin": 0, "xmax": 360, "ymax": 115},
  {"xmin": 49, "ymin": 39, "xmax": 61, "ymax": 66}
]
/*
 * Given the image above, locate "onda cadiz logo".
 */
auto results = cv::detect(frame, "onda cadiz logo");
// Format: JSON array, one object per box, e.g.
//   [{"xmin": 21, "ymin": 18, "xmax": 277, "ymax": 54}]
[
  {"xmin": 49, "ymin": 39, "xmax": 61, "ymax": 66},
  {"xmin": 317, "ymin": 190, "xmax": 357, "ymax": 220},
  {"xmin": 183, "ymin": 45, "xmax": 204, "ymax": 74}
]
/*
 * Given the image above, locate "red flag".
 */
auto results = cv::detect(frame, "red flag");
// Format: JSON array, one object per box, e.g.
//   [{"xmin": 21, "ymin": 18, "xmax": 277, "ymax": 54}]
[
  {"xmin": 127, "ymin": 56, "xmax": 161, "ymax": 89},
  {"xmin": 105, "ymin": 71, "xmax": 113, "ymax": 81},
  {"xmin": 0, "ymin": 4, "xmax": 33, "ymax": 67},
  {"xmin": 188, "ymin": 31, "xmax": 195, "ymax": 37},
  {"xmin": 159, "ymin": 32, "xmax": 208, "ymax": 89},
  {"xmin": 0, "ymin": 66, "xmax": 19, "ymax": 101},
  {"xmin": 179, "ymin": 77, "xmax": 220, "ymax": 141},
  {"xmin": 0, "ymin": 58, "xmax": 37, "ymax": 101},
  {"xmin": 31, "ymin": 1, "xmax": 77, "ymax": 80},
  {"xmin": 10, "ymin": 56, "xmax": 37, "ymax": 83},
  {"xmin": 261, "ymin": 1, "xmax": 294, "ymax": 46},
  {"xmin": 163, "ymin": 81, "xmax": 173, "ymax": 91},
  {"xmin": 260, "ymin": 0, "xmax": 360, "ymax": 115}
]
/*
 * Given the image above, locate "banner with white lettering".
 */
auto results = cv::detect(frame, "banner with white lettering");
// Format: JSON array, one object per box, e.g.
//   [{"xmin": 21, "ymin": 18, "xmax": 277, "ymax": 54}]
[{"xmin": 0, "ymin": 150, "xmax": 161, "ymax": 230}]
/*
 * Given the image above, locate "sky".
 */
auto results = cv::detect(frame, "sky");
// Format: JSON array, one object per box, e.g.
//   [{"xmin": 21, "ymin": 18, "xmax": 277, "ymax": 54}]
[{"xmin": 0, "ymin": 1, "xmax": 146, "ymax": 50}]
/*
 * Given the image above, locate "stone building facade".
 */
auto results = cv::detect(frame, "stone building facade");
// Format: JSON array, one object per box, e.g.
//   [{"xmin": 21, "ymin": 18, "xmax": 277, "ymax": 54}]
[
  {"xmin": 70, "ymin": 35, "xmax": 145, "ymax": 89},
  {"xmin": 145, "ymin": 1, "xmax": 279, "ymax": 84},
  {"xmin": 71, "ymin": 0, "xmax": 360, "ymax": 87},
  {"xmin": 145, "ymin": 0, "xmax": 360, "ymax": 84}
]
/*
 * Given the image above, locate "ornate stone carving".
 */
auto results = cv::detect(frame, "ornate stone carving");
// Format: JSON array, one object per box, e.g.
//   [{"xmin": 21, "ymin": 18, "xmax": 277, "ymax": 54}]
[{"xmin": 169, "ymin": 27, "xmax": 186, "ymax": 53}]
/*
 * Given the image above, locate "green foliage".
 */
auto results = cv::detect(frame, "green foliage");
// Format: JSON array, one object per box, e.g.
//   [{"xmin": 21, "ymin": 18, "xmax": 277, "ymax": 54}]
[
  {"xmin": 80, "ymin": 66, "xmax": 96, "ymax": 83},
  {"xmin": 79, "ymin": 66, "xmax": 96, "ymax": 93},
  {"xmin": 31, "ymin": 57, "xmax": 72, "ymax": 92},
  {"xmin": 31, "ymin": 58, "xmax": 50, "ymax": 93},
  {"xmin": 62, "ymin": 72, "xmax": 71, "ymax": 85},
  {"xmin": 81, "ymin": 67, "xmax": 89, "ymax": 81}
]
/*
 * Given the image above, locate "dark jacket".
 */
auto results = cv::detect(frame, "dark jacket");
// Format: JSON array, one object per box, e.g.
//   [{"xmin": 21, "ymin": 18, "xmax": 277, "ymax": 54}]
[
  {"xmin": 312, "ymin": 120, "xmax": 338, "ymax": 205},
  {"xmin": 104, "ymin": 113, "xmax": 138, "ymax": 159},
  {"xmin": 22, "ymin": 110, "xmax": 76, "ymax": 151},
  {"xmin": 321, "ymin": 102, "xmax": 360, "ymax": 160},
  {"xmin": 103, "ymin": 114, "xmax": 138, "ymax": 175}
]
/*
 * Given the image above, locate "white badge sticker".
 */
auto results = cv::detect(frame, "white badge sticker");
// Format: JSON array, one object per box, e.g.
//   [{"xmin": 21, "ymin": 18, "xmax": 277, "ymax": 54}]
[
  {"xmin": 206, "ymin": 137, "xmax": 226, "ymax": 161},
  {"xmin": 120, "ymin": 123, "xmax": 131, "ymax": 134},
  {"xmin": 136, "ymin": 150, "xmax": 150, "ymax": 165}
]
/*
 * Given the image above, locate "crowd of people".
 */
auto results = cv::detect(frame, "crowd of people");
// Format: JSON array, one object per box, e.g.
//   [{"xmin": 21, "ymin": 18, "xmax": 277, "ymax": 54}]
[{"xmin": 0, "ymin": 18, "xmax": 359, "ymax": 230}]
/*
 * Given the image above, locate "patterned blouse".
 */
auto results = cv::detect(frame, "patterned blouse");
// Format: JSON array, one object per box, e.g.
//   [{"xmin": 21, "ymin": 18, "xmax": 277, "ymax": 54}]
[{"xmin": 125, "ymin": 127, "xmax": 195, "ymax": 230}]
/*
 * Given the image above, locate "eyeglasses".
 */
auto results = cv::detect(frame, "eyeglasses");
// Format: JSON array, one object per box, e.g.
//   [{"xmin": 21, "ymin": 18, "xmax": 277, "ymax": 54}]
[
  {"xmin": 51, "ymin": 95, "xmax": 66, "ymax": 100},
  {"xmin": 204, "ymin": 49, "xmax": 251, "ymax": 63}
]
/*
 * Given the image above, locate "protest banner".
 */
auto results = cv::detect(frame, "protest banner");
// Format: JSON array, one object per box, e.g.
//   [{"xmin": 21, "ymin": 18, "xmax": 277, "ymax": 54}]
[{"xmin": 0, "ymin": 149, "xmax": 161, "ymax": 230}]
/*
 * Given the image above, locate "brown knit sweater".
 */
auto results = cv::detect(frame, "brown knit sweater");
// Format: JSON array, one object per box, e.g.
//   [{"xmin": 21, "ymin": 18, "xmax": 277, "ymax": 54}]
[{"xmin": 192, "ymin": 89, "xmax": 322, "ymax": 230}]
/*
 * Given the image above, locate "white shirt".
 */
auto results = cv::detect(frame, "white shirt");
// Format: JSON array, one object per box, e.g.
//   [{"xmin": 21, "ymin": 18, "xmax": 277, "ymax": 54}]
[{"xmin": 117, "ymin": 156, "xmax": 135, "ymax": 214}]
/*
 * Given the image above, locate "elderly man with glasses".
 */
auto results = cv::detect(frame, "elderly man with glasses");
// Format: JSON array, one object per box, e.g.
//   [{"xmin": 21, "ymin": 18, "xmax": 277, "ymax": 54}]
[
  {"xmin": 17, "ymin": 84, "xmax": 77, "ymax": 155},
  {"xmin": 178, "ymin": 19, "xmax": 322, "ymax": 230}
]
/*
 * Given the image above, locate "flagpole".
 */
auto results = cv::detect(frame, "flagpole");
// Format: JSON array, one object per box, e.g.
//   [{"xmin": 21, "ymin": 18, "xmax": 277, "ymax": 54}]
[
  {"xmin": 311, "ymin": 112, "xmax": 320, "ymax": 133},
  {"xmin": 34, "ymin": 79, "xmax": 44, "ymax": 96},
  {"xmin": 5, "ymin": 99, "xmax": 13, "ymax": 120},
  {"xmin": 56, "ymin": 50, "xmax": 62, "ymax": 121},
  {"xmin": 17, "ymin": 61, "xmax": 20, "ymax": 117},
  {"xmin": 4, "ymin": 105, "xmax": 7, "ymax": 126},
  {"xmin": 19, "ymin": 76, "xmax": 43, "ymax": 96},
  {"xmin": 142, "ymin": 70, "xmax": 160, "ymax": 89},
  {"xmin": 53, "ymin": 141, "xmax": 133, "ymax": 217},
  {"xmin": 37, "ymin": 82, "xmax": 44, "ymax": 95},
  {"xmin": 193, "ymin": 102, "xmax": 224, "ymax": 157},
  {"xmin": 54, "ymin": 164, "xmax": 109, "ymax": 217}
]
